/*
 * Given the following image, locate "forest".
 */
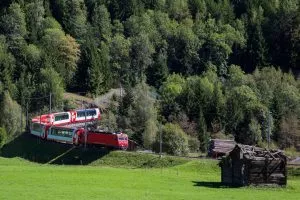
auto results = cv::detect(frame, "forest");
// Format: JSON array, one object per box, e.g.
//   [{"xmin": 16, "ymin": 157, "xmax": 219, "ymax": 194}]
[{"xmin": 0, "ymin": 0, "xmax": 299, "ymax": 155}]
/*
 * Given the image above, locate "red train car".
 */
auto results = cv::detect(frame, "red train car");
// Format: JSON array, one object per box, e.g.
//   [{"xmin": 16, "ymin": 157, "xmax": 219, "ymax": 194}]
[{"xmin": 31, "ymin": 108, "xmax": 101, "ymax": 126}]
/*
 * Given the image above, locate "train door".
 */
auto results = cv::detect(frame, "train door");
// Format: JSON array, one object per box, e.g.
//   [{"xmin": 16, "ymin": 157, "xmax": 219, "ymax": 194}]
[
  {"xmin": 70, "ymin": 111, "xmax": 76, "ymax": 123},
  {"xmin": 73, "ymin": 129, "xmax": 81, "ymax": 145}
]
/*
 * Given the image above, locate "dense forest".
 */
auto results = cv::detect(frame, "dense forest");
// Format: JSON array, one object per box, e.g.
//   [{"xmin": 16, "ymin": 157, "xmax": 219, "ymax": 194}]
[{"xmin": 0, "ymin": 0, "xmax": 300, "ymax": 155}]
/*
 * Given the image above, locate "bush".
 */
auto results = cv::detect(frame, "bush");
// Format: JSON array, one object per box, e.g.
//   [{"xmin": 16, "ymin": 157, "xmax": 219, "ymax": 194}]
[
  {"xmin": 63, "ymin": 99, "xmax": 77, "ymax": 111},
  {"xmin": 161, "ymin": 123, "xmax": 189, "ymax": 156},
  {"xmin": 0, "ymin": 91, "xmax": 24, "ymax": 139},
  {"xmin": 188, "ymin": 136, "xmax": 200, "ymax": 152},
  {"xmin": 0, "ymin": 127, "xmax": 7, "ymax": 148}
]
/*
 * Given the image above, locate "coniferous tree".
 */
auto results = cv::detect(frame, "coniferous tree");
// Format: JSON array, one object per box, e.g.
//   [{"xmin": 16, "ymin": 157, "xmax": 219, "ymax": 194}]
[
  {"xmin": 0, "ymin": 35, "xmax": 16, "ymax": 96},
  {"xmin": 147, "ymin": 49, "xmax": 169, "ymax": 88},
  {"xmin": 0, "ymin": 2, "xmax": 27, "ymax": 38},
  {"xmin": 198, "ymin": 108, "xmax": 208, "ymax": 152},
  {"xmin": 245, "ymin": 6, "xmax": 267, "ymax": 71},
  {"xmin": 91, "ymin": 4, "xmax": 112, "ymax": 42},
  {"xmin": 25, "ymin": 0, "xmax": 45, "ymax": 43},
  {"xmin": 55, "ymin": 0, "xmax": 87, "ymax": 40}
]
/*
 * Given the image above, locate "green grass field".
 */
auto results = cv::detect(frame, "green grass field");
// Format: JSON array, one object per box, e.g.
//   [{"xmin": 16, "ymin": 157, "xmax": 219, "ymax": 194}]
[
  {"xmin": 0, "ymin": 133, "xmax": 299, "ymax": 199},
  {"xmin": 0, "ymin": 155, "xmax": 300, "ymax": 200}
]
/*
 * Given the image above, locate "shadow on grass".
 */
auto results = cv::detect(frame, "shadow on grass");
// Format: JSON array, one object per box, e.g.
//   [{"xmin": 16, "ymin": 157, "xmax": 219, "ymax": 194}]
[
  {"xmin": 192, "ymin": 181, "xmax": 241, "ymax": 188},
  {"xmin": 0, "ymin": 132, "xmax": 109, "ymax": 165}
]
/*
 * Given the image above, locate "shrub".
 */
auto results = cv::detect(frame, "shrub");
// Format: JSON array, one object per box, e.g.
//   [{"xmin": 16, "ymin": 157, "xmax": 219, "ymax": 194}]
[
  {"xmin": 161, "ymin": 123, "xmax": 189, "ymax": 156},
  {"xmin": 0, "ymin": 127, "xmax": 7, "ymax": 148},
  {"xmin": 63, "ymin": 99, "xmax": 76, "ymax": 111},
  {"xmin": 188, "ymin": 136, "xmax": 200, "ymax": 152},
  {"xmin": 0, "ymin": 91, "xmax": 24, "ymax": 139}
]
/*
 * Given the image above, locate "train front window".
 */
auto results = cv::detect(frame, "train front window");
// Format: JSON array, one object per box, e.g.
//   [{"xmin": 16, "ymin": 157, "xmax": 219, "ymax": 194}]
[{"xmin": 118, "ymin": 137, "xmax": 127, "ymax": 141}]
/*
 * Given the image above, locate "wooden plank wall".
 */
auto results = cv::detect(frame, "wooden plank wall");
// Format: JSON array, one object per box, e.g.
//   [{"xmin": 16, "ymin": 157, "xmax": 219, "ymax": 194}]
[{"xmin": 221, "ymin": 158, "xmax": 287, "ymax": 186}]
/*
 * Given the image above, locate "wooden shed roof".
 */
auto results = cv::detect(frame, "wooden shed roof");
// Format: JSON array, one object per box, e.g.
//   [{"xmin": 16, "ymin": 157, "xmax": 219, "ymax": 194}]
[{"xmin": 230, "ymin": 144, "xmax": 287, "ymax": 161}]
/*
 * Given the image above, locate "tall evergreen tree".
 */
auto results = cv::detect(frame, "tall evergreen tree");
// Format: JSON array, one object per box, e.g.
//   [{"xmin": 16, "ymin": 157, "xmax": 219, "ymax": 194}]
[
  {"xmin": 0, "ymin": 2, "xmax": 27, "ymax": 38},
  {"xmin": 245, "ymin": 6, "xmax": 267, "ymax": 71},
  {"xmin": 25, "ymin": 0, "xmax": 45, "ymax": 43},
  {"xmin": 0, "ymin": 35, "xmax": 16, "ymax": 95},
  {"xmin": 91, "ymin": 4, "xmax": 112, "ymax": 42},
  {"xmin": 54, "ymin": 0, "xmax": 87, "ymax": 40},
  {"xmin": 147, "ymin": 49, "xmax": 169, "ymax": 88}
]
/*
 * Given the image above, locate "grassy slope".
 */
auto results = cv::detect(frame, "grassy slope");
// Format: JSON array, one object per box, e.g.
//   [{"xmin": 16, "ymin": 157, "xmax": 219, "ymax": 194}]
[
  {"xmin": 1, "ymin": 133, "xmax": 299, "ymax": 199},
  {"xmin": 0, "ymin": 156, "xmax": 300, "ymax": 200},
  {"xmin": 0, "ymin": 132, "xmax": 189, "ymax": 167},
  {"xmin": 63, "ymin": 89, "xmax": 123, "ymax": 110}
]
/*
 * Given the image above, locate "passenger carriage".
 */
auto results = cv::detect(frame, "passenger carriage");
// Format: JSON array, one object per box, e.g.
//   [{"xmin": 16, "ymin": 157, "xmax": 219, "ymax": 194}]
[{"xmin": 31, "ymin": 108, "xmax": 101, "ymax": 126}]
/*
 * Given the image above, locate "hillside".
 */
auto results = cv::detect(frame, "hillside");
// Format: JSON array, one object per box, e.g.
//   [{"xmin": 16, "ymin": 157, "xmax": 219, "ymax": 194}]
[
  {"xmin": 63, "ymin": 88, "xmax": 123, "ymax": 110},
  {"xmin": 0, "ymin": 0, "xmax": 300, "ymax": 156},
  {"xmin": 0, "ymin": 131, "xmax": 188, "ymax": 167}
]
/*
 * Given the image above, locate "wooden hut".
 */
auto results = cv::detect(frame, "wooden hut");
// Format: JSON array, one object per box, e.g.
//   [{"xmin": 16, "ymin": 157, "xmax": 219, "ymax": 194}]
[{"xmin": 219, "ymin": 144, "xmax": 287, "ymax": 186}]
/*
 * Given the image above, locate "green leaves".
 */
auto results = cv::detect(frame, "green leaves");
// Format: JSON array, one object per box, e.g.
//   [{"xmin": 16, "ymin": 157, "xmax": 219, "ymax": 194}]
[
  {"xmin": 92, "ymin": 4, "xmax": 111, "ymax": 42},
  {"xmin": 0, "ymin": 0, "xmax": 299, "ymax": 152},
  {"xmin": 63, "ymin": 0, "xmax": 87, "ymax": 40},
  {"xmin": 110, "ymin": 34, "xmax": 131, "ymax": 83},
  {"xmin": 0, "ymin": 3, "xmax": 27, "ymax": 38},
  {"xmin": 0, "ymin": 127, "xmax": 7, "ymax": 148},
  {"xmin": 41, "ymin": 28, "xmax": 80, "ymax": 84},
  {"xmin": 118, "ymin": 82, "xmax": 158, "ymax": 148},
  {"xmin": 0, "ymin": 35, "xmax": 16, "ymax": 95},
  {"xmin": 130, "ymin": 33, "xmax": 155, "ymax": 85},
  {"xmin": 160, "ymin": 74, "xmax": 185, "ymax": 104},
  {"xmin": 38, "ymin": 67, "xmax": 64, "ymax": 108},
  {"xmin": 162, "ymin": 123, "xmax": 189, "ymax": 156},
  {"xmin": 25, "ymin": 1, "xmax": 45, "ymax": 42},
  {"xmin": 0, "ymin": 91, "xmax": 24, "ymax": 140}
]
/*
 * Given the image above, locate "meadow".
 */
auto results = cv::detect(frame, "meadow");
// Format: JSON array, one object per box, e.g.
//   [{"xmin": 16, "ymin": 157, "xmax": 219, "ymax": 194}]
[{"xmin": 0, "ymin": 154, "xmax": 300, "ymax": 200}]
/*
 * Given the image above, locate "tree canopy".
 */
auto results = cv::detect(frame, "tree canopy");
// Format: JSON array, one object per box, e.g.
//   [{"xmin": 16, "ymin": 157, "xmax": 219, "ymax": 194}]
[{"xmin": 0, "ymin": 0, "xmax": 299, "ymax": 152}]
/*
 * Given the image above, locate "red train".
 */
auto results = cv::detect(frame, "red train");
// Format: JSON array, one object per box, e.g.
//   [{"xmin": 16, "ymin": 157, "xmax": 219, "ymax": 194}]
[
  {"xmin": 30, "ymin": 108, "xmax": 128, "ymax": 150},
  {"xmin": 30, "ymin": 123, "xmax": 128, "ymax": 149}
]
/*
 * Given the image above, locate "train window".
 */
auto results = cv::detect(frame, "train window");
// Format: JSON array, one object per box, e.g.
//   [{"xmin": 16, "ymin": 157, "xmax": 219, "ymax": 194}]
[
  {"xmin": 77, "ymin": 111, "xmax": 85, "ymax": 118},
  {"xmin": 88, "ymin": 110, "xmax": 96, "ymax": 116},
  {"xmin": 51, "ymin": 128, "xmax": 73, "ymax": 138},
  {"xmin": 54, "ymin": 113, "xmax": 69, "ymax": 121},
  {"xmin": 77, "ymin": 110, "xmax": 97, "ymax": 118}
]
